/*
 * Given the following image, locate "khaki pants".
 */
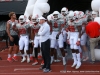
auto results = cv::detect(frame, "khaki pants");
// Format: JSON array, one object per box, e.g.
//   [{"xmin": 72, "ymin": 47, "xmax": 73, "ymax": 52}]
[{"xmin": 89, "ymin": 36, "xmax": 100, "ymax": 61}]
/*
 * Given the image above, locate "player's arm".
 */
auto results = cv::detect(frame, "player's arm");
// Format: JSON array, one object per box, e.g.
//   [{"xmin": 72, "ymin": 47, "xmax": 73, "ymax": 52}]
[
  {"xmin": 28, "ymin": 27, "xmax": 31, "ymax": 39},
  {"xmin": 58, "ymin": 20, "xmax": 64, "ymax": 35},
  {"xmin": 47, "ymin": 21, "xmax": 52, "ymax": 33},
  {"xmin": 30, "ymin": 28, "xmax": 35, "ymax": 44}
]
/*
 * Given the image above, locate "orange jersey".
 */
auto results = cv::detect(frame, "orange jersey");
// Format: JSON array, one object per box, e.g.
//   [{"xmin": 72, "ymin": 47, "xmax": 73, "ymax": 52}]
[
  {"xmin": 67, "ymin": 20, "xmax": 75, "ymax": 32},
  {"xmin": 30, "ymin": 22, "xmax": 40, "ymax": 35},
  {"xmin": 16, "ymin": 22, "xmax": 30, "ymax": 35},
  {"xmin": 68, "ymin": 26, "xmax": 75, "ymax": 32}
]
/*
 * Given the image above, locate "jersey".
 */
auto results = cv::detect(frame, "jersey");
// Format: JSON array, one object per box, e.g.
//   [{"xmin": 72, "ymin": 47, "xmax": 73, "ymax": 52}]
[
  {"xmin": 74, "ymin": 19, "xmax": 82, "ymax": 31},
  {"xmin": 50, "ymin": 19, "xmax": 64, "ymax": 32},
  {"xmin": 7, "ymin": 20, "xmax": 18, "ymax": 35},
  {"xmin": 16, "ymin": 22, "xmax": 30, "ymax": 36},
  {"xmin": 67, "ymin": 20, "xmax": 75, "ymax": 32},
  {"xmin": 30, "ymin": 22, "xmax": 40, "ymax": 36},
  {"xmin": 61, "ymin": 15, "xmax": 69, "ymax": 32}
]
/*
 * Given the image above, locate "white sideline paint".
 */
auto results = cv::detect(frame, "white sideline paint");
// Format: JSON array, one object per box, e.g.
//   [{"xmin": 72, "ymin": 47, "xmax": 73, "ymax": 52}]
[{"xmin": 14, "ymin": 68, "xmax": 38, "ymax": 71}]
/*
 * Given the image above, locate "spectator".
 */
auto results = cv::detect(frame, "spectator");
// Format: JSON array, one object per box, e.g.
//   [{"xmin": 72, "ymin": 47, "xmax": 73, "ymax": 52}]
[
  {"xmin": 6, "ymin": 12, "xmax": 19, "ymax": 62},
  {"xmin": 86, "ymin": 19, "xmax": 100, "ymax": 64}
]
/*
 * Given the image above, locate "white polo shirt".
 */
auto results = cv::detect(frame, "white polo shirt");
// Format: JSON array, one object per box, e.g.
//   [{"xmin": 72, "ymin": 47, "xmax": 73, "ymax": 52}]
[{"xmin": 38, "ymin": 22, "xmax": 50, "ymax": 42}]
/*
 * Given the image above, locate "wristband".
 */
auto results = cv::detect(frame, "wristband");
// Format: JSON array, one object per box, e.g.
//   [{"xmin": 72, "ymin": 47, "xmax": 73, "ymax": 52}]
[{"xmin": 30, "ymin": 40, "xmax": 33, "ymax": 43}]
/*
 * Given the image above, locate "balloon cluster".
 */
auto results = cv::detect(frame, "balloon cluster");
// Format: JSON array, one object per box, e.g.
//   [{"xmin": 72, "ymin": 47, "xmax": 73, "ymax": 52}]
[
  {"xmin": 24, "ymin": 0, "xmax": 50, "ymax": 22},
  {"xmin": 91, "ymin": 0, "xmax": 100, "ymax": 24}
]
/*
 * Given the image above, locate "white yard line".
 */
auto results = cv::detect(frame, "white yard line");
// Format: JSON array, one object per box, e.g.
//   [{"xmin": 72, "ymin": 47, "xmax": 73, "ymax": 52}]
[{"xmin": 14, "ymin": 68, "xmax": 39, "ymax": 71}]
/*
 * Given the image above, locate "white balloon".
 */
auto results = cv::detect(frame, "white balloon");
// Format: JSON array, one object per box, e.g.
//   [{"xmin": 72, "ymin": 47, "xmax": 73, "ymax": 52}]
[
  {"xmin": 24, "ymin": 0, "xmax": 50, "ymax": 21},
  {"xmin": 35, "ymin": 0, "xmax": 48, "ymax": 3},
  {"xmin": 24, "ymin": 0, "xmax": 37, "ymax": 21},
  {"xmin": 36, "ymin": 3, "xmax": 50, "ymax": 13},
  {"xmin": 24, "ymin": 5, "xmax": 34, "ymax": 21},
  {"xmin": 94, "ymin": 17, "xmax": 100, "ymax": 24},
  {"xmin": 26, "ymin": 5, "xmax": 34, "ymax": 15},
  {"xmin": 91, "ymin": 0, "xmax": 100, "ymax": 12},
  {"xmin": 26, "ymin": 0, "xmax": 37, "ymax": 6},
  {"xmin": 33, "ymin": 6, "xmax": 43, "ymax": 17},
  {"xmin": 24, "ymin": 0, "xmax": 37, "ymax": 15},
  {"xmin": 94, "ymin": 49, "xmax": 100, "ymax": 60}
]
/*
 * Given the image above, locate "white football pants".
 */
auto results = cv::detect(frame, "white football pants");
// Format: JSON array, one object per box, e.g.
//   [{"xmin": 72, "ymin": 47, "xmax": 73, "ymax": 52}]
[
  {"xmin": 69, "ymin": 32, "xmax": 79, "ymax": 49},
  {"xmin": 19, "ymin": 35, "xmax": 29, "ymax": 51},
  {"xmin": 34, "ymin": 36, "xmax": 41, "ymax": 48},
  {"xmin": 50, "ymin": 31, "xmax": 64, "ymax": 48}
]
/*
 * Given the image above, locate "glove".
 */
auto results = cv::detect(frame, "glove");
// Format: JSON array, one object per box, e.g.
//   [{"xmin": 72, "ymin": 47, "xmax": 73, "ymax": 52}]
[
  {"xmin": 56, "ymin": 34, "xmax": 59, "ymax": 39},
  {"xmin": 76, "ymin": 41, "xmax": 80, "ymax": 46}
]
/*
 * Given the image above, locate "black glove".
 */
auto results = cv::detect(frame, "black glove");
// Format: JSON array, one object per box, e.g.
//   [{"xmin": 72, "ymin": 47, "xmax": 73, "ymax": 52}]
[{"xmin": 56, "ymin": 34, "xmax": 59, "ymax": 39}]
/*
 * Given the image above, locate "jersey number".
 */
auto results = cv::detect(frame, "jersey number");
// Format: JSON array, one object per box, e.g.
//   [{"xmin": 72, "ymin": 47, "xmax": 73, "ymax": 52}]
[
  {"xmin": 54, "ymin": 22, "xmax": 58, "ymax": 28},
  {"xmin": 34, "ymin": 29, "xmax": 38, "ymax": 33},
  {"xmin": 19, "ymin": 28, "xmax": 26, "ymax": 34}
]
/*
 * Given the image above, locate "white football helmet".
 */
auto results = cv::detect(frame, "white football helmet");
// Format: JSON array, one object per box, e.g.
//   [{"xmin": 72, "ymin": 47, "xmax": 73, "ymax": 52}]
[
  {"xmin": 92, "ymin": 11, "xmax": 98, "ymax": 19},
  {"xmin": 19, "ymin": 15, "xmax": 26, "ymax": 23},
  {"xmin": 47, "ymin": 14, "xmax": 54, "ymax": 21},
  {"xmin": 31, "ymin": 14, "xmax": 39, "ymax": 23},
  {"xmin": 68, "ymin": 11, "xmax": 74, "ymax": 20},
  {"xmin": 52, "ymin": 11, "xmax": 60, "ymax": 20},
  {"xmin": 78, "ymin": 11, "xmax": 84, "ymax": 19},
  {"xmin": 61, "ymin": 7, "xmax": 68, "ymax": 15},
  {"xmin": 74, "ymin": 11, "xmax": 79, "ymax": 19},
  {"xmin": 85, "ymin": 10, "xmax": 90, "ymax": 15}
]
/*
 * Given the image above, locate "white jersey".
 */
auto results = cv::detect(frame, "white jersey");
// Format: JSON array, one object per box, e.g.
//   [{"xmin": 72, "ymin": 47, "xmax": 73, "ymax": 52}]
[
  {"xmin": 30, "ymin": 22, "xmax": 40, "ymax": 36},
  {"xmin": 50, "ymin": 19, "xmax": 64, "ymax": 32},
  {"xmin": 62, "ymin": 15, "xmax": 68, "ymax": 29},
  {"xmin": 16, "ymin": 22, "xmax": 30, "ymax": 36},
  {"xmin": 74, "ymin": 19, "xmax": 82, "ymax": 31}
]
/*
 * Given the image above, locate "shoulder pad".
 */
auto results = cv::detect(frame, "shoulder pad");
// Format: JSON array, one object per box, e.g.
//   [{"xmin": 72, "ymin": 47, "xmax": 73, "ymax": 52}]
[
  {"xmin": 74, "ymin": 20, "xmax": 82, "ymax": 26},
  {"xmin": 59, "ymin": 19, "xmax": 64, "ymax": 24}
]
